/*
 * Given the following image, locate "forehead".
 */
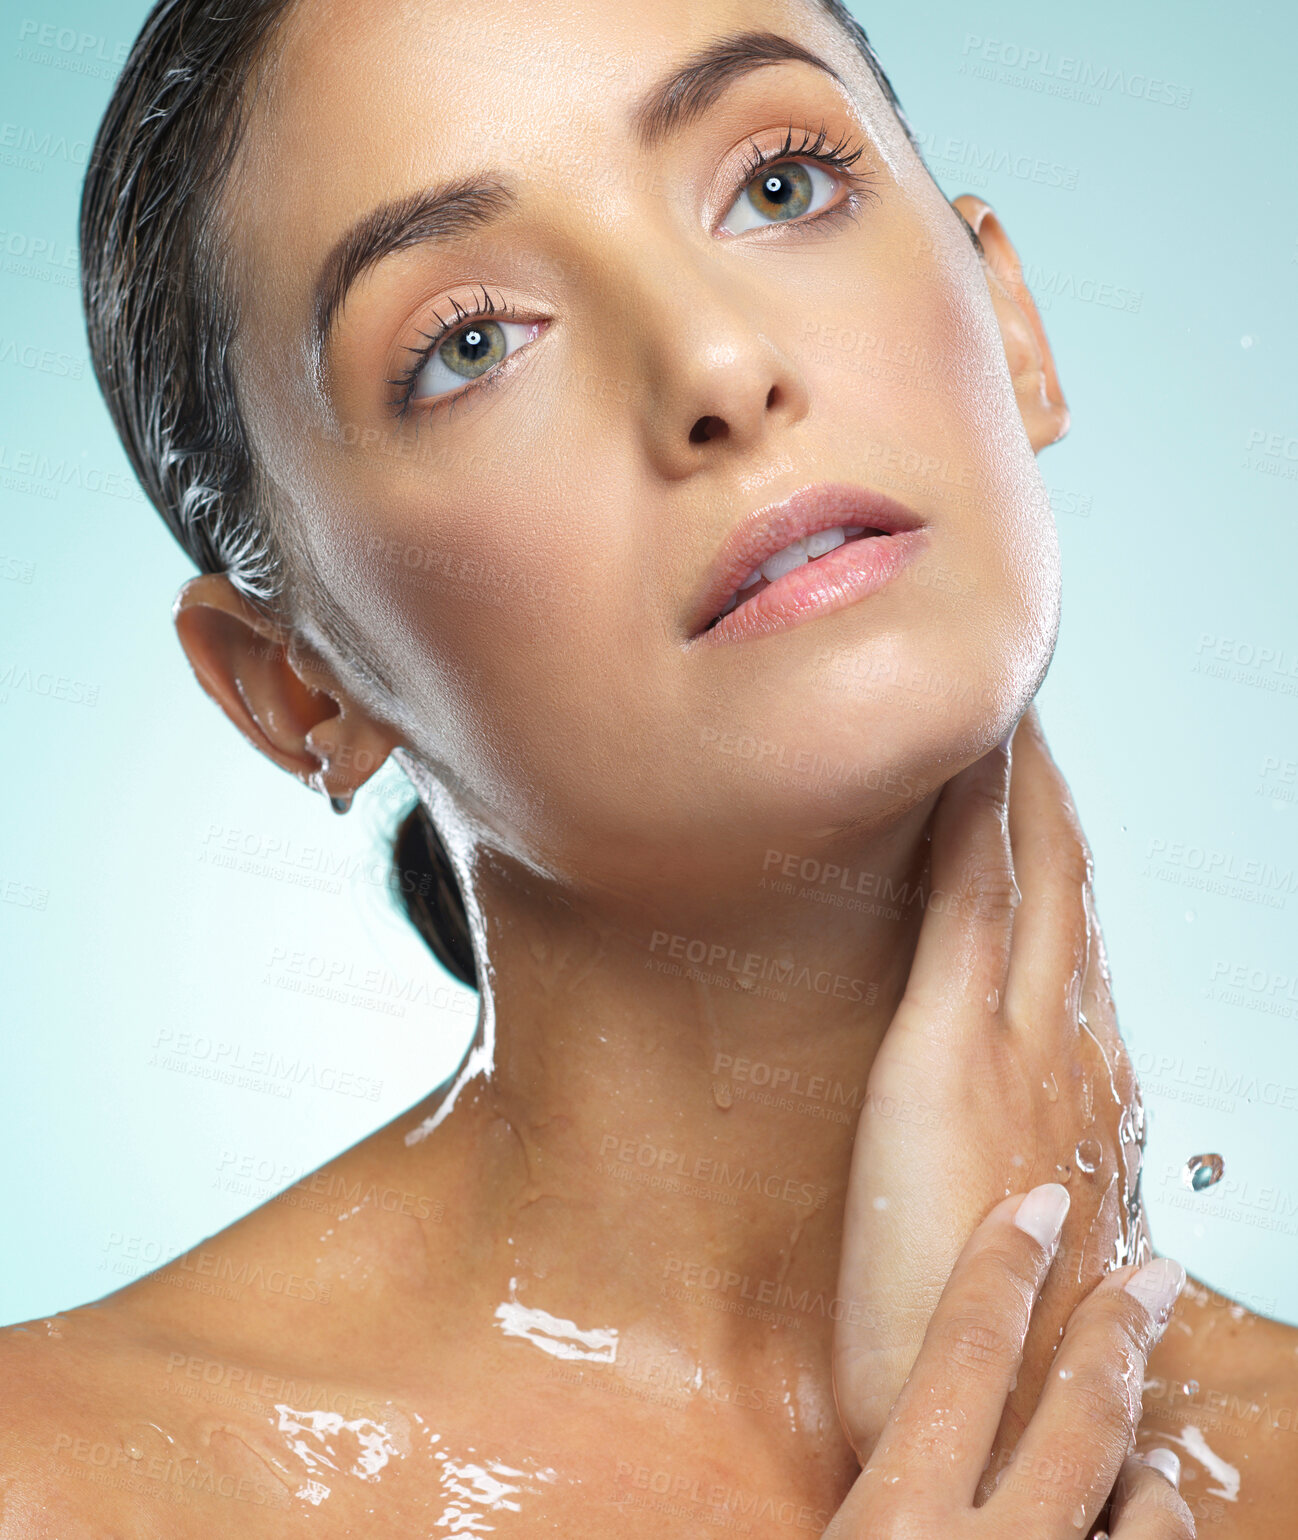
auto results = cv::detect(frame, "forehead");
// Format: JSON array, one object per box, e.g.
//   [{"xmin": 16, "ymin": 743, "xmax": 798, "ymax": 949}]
[
  {"xmin": 219, "ymin": 0, "xmax": 902, "ymax": 461},
  {"xmin": 226, "ymin": 0, "xmax": 875, "ymax": 299}
]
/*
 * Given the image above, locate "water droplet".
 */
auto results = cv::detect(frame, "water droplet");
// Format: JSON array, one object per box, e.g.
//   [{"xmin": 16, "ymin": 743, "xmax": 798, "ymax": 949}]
[
  {"xmin": 1010, "ymin": 1153, "xmax": 1026, "ymax": 1168},
  {"xmin": 125, "ymin": 1442, "xmax": 143, "ymax": 1460},
  {"xmin": 986, "ymin": 986, "xmax": 1000, "ymax": 1012},
  {"xmin": 1055, "ymin": 1162, "xmax": 1072, "ymax": 1182},
  {"xmin": 712, "ymin": 1080, "xmax": 732, "ymax": 1109},
  {"xmin": 871, "ymin": 1195, "xmax": 889, "ymax": 1211},
  {"xmin": 1058, "ymin": 1367, "xmax": 1073, "ymax": 1381},
  {"xmin": 1043, "ymin": 1073, "xmax": 1059, "ymax": 1103},
  {"xmin": 1075, "ymin": 1138, "xmax": 1102, "ymax": 1175},
  {"xmin": 1183, "ymin": 1153, "xmax": 1224, "ymax": 1191}
]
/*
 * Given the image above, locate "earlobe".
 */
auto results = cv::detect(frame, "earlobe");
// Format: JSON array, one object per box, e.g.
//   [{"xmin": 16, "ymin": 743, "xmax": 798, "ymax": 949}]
[
  {"xmin": 172, "ymin": 572, "xmax": 399, "ymax": 804},
  {"xmin": 951, "ymin": 194, "xmax": 1070, "ymax": 452}
]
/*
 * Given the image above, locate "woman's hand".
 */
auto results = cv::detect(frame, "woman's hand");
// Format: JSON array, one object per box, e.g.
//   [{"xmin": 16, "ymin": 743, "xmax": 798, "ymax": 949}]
[
  {"xmin": 824, "ymin": 1184, "xmax": 1192, "ymax": 1538},
  {"xmin": 835, "ymin": 707, "xmax": 1149, "ymax": 1470}
]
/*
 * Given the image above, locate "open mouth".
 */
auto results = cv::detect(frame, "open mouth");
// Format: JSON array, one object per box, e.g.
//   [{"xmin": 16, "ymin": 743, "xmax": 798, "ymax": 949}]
[{"xmin": 702, "ymin": 524, "xmax": 887, "ymax": 632}]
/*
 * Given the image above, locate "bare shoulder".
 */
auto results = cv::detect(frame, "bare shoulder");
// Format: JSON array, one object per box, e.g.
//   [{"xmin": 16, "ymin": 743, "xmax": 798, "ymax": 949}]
[
  {"xmin": 0, "ymin": 1114, "xmax": 472, "ymax": 1535},
  {"xmin": 1141, "ymin": 1272, "xmax": 1298, "ymax": 1538},
  {"xmin": 0, "ymin": 1300, "xmax": 192, "ymax": 1537}
]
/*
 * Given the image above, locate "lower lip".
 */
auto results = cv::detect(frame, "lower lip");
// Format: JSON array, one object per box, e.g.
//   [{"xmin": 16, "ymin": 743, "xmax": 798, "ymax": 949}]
[{"xmin": 693, "ymin": 527, "xmax": 928, "ymax": 646}]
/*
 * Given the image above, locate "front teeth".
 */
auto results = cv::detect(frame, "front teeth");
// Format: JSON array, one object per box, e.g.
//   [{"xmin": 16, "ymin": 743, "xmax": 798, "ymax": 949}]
[
  {"xmin": 803, "ymin": 526, "xmax": 847, "ymax": 560},
  {"xmin": 715, "ymin": 524, "xmax": 864, "ymax": 622},
  {"xmin": 760, "ymin": 538, "xmax": 812, "ymax": 582},
  {"xmin": 760, "ymin": 524, "xmax": 850, "ymax": 581}
]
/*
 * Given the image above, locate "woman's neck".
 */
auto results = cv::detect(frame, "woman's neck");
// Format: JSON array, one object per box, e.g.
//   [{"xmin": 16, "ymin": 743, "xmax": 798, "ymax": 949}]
[{"xmin": 391, "ymin": 791, "xmax": 937, "ymax": 1389}]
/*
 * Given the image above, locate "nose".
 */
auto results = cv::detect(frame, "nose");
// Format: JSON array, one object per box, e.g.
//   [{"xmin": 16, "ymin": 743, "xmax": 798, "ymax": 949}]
[{"xmin": 627, "ymin": 244, "xmax": 812, "ymax": 480}]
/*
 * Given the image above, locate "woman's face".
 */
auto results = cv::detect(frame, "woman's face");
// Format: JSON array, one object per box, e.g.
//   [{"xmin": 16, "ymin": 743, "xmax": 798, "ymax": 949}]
[{"xmin": 223, "ymin": 0, "xmax": 1061, "ymax": 896}]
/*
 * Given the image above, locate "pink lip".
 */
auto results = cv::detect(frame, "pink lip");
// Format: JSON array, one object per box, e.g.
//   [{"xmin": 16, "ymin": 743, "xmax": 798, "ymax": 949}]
[{"xmin": 685, "ymin": 482, "xmax": 928, "ymax": 645}]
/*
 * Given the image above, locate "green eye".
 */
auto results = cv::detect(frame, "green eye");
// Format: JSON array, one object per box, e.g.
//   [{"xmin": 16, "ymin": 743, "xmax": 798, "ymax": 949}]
[
  {"xmin": 436, "ymin": 321, "xmax": 508, "ymax": 382},
  {"xmin": 745, "ymin": 161, "xmax": 815, "ymax": 222},
  {"xmin": 720, "ymin": 157, "xmax": 840, "ymax": 235},
  {"xmin": 410, "ymin": 317, "xmax": 538, "ymax": 404}
]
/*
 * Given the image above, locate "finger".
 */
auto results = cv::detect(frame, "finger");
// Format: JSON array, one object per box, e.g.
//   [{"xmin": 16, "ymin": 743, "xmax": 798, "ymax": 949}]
[
  {"xmin": 903, "ymin": 737, "xmax": 1017, "ymax": 1028},
  {"xmin": 868, "ymin": 1182, "xmax": 1070, "ymax": 1499},
  {"xmin": 1003, "ymin": 706, "xmax": 1092, "ymax": 1036},
  {"xmin": 1109, "ymin": 1450, "xmax": 1194, "ymax": 1539},
  {"xmin": 993, "ymin": 1257, "xmax": 1187, "ymax": 1534},
  {"xmin": 1075, "ymin": 900, "xmax": 1149, "ymax": 1262}
]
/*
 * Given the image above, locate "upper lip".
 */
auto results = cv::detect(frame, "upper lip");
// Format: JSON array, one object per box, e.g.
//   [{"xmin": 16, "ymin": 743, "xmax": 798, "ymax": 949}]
[{"xmin": 685, "ymin": 481, "xmax": 928, "ymax": 638}]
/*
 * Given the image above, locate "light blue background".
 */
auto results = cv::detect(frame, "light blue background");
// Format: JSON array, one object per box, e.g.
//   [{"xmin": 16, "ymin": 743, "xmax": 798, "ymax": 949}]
[{"xmin": 1, "ymin": 0, "xmax": 1295, "ymax": 1326}]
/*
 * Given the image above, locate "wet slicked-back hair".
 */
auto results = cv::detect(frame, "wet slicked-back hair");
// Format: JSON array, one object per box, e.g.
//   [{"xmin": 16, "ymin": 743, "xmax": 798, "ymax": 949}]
[{"xmin": 81, "ymin": 0, "xmax": 924, "ymax": 989}]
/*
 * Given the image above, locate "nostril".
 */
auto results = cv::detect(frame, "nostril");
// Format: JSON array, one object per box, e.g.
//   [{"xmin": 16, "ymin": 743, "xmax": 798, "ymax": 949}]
[{"xmin": 689, "ymin": 414, "xmax": 728, "ymax": 445}]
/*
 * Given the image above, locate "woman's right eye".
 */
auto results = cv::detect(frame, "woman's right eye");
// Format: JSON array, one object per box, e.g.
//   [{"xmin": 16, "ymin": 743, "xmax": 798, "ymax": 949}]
[{"xmin": 408, "ymin": 316, "xmax": 542, "ymax": 406}]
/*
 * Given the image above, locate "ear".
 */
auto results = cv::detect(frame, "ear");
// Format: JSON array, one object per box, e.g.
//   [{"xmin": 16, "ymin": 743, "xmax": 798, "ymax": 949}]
[
  {"xmin": 172, "ymin": 573, "xmax": 400, "ymax": 805},
  {"xmin": 951, "ymin": 194, "xmax": 1069, "ymax": 452}
]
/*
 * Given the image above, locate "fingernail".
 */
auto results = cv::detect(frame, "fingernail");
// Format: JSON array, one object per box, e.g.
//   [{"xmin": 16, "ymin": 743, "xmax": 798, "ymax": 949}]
[
  {"xmin": 1143, "ymin": 1447, "xmax": 1180, "ymax": 1488},
  {"xmin": 1013, "ymin": 1183, "xmax": 1070, "ymax": 1252},
  {"xmin": 1124, "ymin": 1258, "xmax": 1187, "ymax": 1341}
]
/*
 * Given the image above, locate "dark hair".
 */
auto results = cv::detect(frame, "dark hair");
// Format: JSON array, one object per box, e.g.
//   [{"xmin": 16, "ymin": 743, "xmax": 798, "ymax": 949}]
[{"xmin": 80, "ymin": 0, "xmax": 920, "ymax": 992}]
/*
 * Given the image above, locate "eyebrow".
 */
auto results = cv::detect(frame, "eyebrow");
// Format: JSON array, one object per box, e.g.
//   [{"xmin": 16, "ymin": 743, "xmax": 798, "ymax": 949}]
[{"xmin": 310, "ymin": 29, "xmax": 844, "ymax": 358}]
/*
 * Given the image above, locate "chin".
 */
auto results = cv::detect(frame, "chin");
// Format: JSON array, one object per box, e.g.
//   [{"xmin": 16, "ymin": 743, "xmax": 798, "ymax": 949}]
[{"xmin": 691, "ymin": 581, "xmax": 1057, "ymax": 826}]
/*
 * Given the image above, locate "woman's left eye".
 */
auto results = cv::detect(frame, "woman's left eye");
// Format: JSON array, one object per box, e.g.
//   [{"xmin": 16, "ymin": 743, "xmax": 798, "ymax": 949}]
[{"xmin": 719, "ymin": 158, "xmax": 842, "ymax": 235}]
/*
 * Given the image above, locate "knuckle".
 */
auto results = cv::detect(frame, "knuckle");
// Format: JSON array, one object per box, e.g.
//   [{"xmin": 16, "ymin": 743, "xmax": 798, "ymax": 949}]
[
  {"xmin": 965, "ymin": 768, "xmax": 1011, "ymax": 819},
  {"xmin": 975, "ymin": 1236, "xmax": 1040, "ymax": 1296},
  {"xmin": 1075, "ymin": 1289, "xmax": 1153, "ymax": 1357},
  {"xmin": 956, "ymin": 857, "xmax": 1020, "ymax": 924},
  {"xmin": 1117, "ymin": 1472, "xmax": 1195, "ymax": 1536},
  {"xmin": 1064, "ymin": 1369, "xmax": 1133, "ymax": 1430},
  {"xmin": 1036, "ymin": 827, "xmax": 1094, "ymax": 891},
  {"xmin": 934, "ymin": 1309, "xmax": 1018, "ymax": 1375}
]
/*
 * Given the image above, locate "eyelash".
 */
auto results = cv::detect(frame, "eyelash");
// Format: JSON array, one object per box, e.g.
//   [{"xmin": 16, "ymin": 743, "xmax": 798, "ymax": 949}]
[
  {"xmin": 388, "ymin": 122, "xmax": 874, "ymax": 420},
  {"xmin": 732, "ymin": 120, "xmax": 874, "ymax": 215},
  {"xmin": 387, "ymin": 284, "xmax": 523, "ymax": 419}
]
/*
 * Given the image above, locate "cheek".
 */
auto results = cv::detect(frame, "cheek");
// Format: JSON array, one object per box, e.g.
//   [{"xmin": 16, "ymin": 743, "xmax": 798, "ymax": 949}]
[
  {"xmin": 307, "ymin": 455, "xmax": 655, "ymax": 850},
  {"xmin": 794, "ymin": 242, "xmax": 1061, "ymax": 715}
]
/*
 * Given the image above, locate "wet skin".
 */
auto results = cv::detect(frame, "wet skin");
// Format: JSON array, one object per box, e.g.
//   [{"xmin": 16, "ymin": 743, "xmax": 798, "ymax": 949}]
[{"xmin": 4, "ymin": 0, "xmax": 1297, "ymax": 1532}]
